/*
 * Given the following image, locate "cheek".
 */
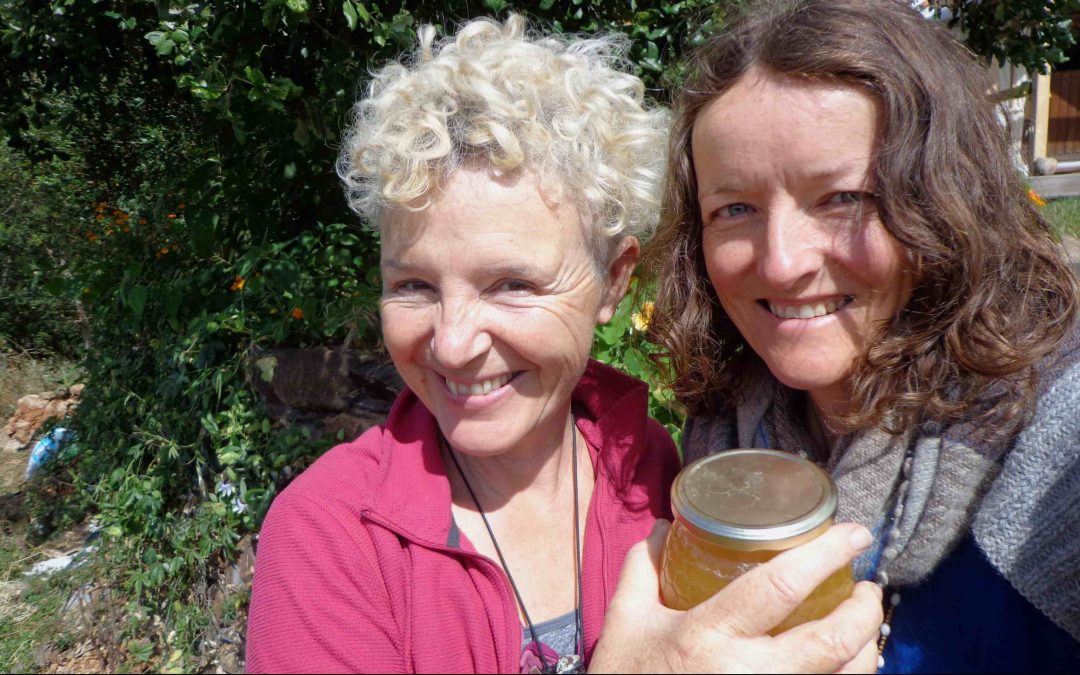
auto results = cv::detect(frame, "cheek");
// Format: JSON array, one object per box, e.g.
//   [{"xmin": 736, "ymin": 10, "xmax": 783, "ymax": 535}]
[
  {"xmin": 843, "ymin": 227, "xmax": 911, "ymax": 302},
  {"xmin": 702, "ymin": 235, "xmax": 752, "ymax": 303},
  {"xmin": 379, "ymin": 303, "xmax": 428, "ymax": 360}
]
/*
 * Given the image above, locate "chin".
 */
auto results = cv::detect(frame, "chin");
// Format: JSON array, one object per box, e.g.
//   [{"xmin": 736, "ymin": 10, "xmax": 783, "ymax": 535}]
[{"xmin": 763, "ymin": 357, "xmax": 850, "ymax": 396}]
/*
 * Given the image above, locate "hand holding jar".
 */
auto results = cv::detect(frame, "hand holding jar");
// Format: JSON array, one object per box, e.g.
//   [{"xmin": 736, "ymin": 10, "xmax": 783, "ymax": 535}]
[
  {"xmin": 661, "ymin": 450, "xmax": 854, "ymax": 633},
  {"xmin": 590, "ymin": 518, "xmax": 883, "ymax": 673}
]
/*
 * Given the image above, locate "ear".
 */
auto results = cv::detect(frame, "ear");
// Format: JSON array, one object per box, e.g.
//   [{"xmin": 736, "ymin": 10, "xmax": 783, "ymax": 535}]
[{"xmin": 596, "ymin": 236, "xmax": 640, "ymax": 325}]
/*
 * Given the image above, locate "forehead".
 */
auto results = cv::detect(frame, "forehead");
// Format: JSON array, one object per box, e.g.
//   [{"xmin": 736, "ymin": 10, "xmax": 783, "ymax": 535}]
[
  {"xmin": 692, "ymin": 69, "xmax": 882, "ymax": 186},
  {"xmin": 379, "ymin": 168, "xmax": 589, "ymax": 268}
]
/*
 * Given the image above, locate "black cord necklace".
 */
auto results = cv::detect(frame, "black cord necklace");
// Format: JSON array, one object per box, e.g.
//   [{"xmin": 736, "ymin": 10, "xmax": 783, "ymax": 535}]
[{"xmin": 445, "ymin": 415, "xmax": 585, "ymax": 675}]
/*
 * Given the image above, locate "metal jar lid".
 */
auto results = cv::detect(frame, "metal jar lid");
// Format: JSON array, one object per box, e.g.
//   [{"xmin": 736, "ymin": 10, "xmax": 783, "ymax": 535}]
[{"xmin": 671, "ymin": 449, "xmax": 837, "ymax": 551}]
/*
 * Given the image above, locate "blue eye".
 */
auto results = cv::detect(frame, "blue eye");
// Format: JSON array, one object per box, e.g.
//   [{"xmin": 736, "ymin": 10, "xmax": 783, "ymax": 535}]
[
  {"xmin": 395, "ymin": 280, "xmax": 432, "ymax": 293},
  {"xmin": 723, "ymin": 203, "xmax": 751, "ymax": 217},
  {"xmin": 496, "ymin": 279, "xmax": 532, "ymax": 293},
  {"xmin": 830, "ymin": 191, "xmax": 867, "ymax": 205}
]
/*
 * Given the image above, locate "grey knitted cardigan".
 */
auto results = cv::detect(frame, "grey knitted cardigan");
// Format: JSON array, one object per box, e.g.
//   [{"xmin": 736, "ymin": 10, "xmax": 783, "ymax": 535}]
[{"xmin": 682, "ymin": 340, "xmax": 1080, "ymax": 641}]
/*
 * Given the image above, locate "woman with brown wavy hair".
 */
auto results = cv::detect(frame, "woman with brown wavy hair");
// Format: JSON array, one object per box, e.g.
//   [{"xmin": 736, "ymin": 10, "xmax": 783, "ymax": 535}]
[{"xmin": 647, "ymin": 0, "xmax": 1080, "ymax": 671}]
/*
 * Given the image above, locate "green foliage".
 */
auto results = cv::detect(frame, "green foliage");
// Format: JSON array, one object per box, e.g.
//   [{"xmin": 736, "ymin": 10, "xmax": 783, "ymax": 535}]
[
  {"xmin": 593, "ymin": 279, "xmax": 684, "ymax": 449},
  {"xmin": 941, "ymin": 0, "xmax": 1080, "ymax": 73},
  {"xmin": 0, "ymin": 141, "xmax": 88, "ymax": 357}
]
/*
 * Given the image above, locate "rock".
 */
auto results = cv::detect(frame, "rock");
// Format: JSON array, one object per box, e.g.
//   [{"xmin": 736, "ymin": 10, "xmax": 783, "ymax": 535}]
[
  {"xmin": 1035, "ymin": 156, "xmax": 1059, "ymax": 176},
  {"xmin": 251, "ymin": 348, "xmax": 401, "ymax": 443},
  {"xmin": 1, "ymin": 385, "xmax": 84, "ymax": 452}
]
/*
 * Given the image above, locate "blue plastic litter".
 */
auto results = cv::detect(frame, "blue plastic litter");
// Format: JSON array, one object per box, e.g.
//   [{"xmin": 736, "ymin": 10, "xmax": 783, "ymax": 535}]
[{"xmin": 25, "ymin": 427, "xmax": 69, "ymax": 480}]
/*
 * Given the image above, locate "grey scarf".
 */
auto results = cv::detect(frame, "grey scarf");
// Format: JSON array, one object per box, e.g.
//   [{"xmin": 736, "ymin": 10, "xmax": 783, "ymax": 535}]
[{"xmin": 683, "ymin": 351, "xmax": 1080, "ymax": 639}]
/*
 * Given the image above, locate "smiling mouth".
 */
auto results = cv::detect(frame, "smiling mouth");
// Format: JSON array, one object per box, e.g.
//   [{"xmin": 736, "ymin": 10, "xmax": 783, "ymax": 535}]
[
  {"xmin": 763, "ymin": 297, "xmax": 854, "ymax": 320},
  {"xmin": 445, "ymin": 373, "xmax": 516, "ymax": 397}
]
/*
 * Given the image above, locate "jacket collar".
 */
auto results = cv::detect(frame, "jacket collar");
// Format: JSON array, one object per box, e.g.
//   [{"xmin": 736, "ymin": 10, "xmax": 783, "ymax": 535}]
[{"xmin": 363, "ymin": 360, "xmax": 656, "ymax": 546}]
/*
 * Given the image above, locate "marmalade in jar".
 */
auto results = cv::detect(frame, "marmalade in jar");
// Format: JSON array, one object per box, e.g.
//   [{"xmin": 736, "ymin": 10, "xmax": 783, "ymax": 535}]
[{"xmin": 659, "ymin": 449, "xmax": 855, "ymax": 635}]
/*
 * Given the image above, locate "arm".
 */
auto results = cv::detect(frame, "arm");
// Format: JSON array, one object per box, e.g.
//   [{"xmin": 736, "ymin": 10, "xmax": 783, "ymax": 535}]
[
  {"xmin": 590, "ymin": 521, "xmax": 883, "ymax": 674},
  {"xmin": 245, "ymin": 490, "xmax": 405, "ymax": 674}
]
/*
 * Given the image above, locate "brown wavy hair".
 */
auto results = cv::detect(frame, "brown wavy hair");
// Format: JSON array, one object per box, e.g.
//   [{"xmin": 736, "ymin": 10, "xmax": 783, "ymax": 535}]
[{"xmin": 646, "ymin": 0, "xmax": 1078, "ymax": 439}]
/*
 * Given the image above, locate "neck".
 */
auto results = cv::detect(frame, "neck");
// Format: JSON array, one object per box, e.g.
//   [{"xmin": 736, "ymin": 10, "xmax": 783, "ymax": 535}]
[
  {"xmin": 443, "ymin": 409, "xmax": 584, "ymax": 511},
  {"xmin": 807, "ymin": 386, "xmax": 850, "ymax": 453}
]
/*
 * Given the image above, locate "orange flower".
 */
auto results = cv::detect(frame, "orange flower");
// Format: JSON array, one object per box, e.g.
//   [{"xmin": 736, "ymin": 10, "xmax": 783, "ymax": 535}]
[
  {"xmin": 138, "ymin": 218, "xmax": 147, "ymax": 225},
  {"xmin": 167, "ymin": 213, "xmax": 178, "ymax": 220},
  {"xmin": 159, "ymin": 246, "xmax": 170, "ymax": 256},
  {"xmin": 87, "ymin": 232, "xmax": 99, "ymax": 242},
  {"xmin": 122, "ymin": 225, "xmax": 131, "ymax": 233},
  {"xmin": 95, "ymin": 214, "xmax": 105, "ymax": 221},
  {"xmin": 291, "ymin": 307, "xmax": 304, "ymax": 320},
  {"xmin": 177, "ymin": 203, "xmax": 185, "ymax": 209},
  {"xmin": 230, "ymin": 276, "xmax": 246, "ymax": 291},
  {"xmin": 1028, "ymin": 188, "xmax": 1047, "ymax": 207}
]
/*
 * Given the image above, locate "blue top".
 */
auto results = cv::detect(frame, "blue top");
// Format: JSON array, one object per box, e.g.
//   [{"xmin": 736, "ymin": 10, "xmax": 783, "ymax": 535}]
[{"xmin": 880, "ymin": 537, "xmax": 1080, "ymax": 673}]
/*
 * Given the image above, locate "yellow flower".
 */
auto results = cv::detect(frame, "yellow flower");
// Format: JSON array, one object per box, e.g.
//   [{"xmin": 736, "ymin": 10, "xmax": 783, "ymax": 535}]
[
  {"xmin": 631, "ymin": 301, "xmax": 655, "ymax": 332},
  {"xmin": 1028, "ymin": 188, "xmax": 1047, "ymax": 207},
  {"xmin": 291, "ymin": 307, "xmax": 304, "ymax": 320}
]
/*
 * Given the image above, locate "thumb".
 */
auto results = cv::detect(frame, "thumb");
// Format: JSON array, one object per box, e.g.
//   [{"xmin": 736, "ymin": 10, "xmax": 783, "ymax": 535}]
[{"xmin": 609, "ymin": 519, "xmax": 670, "ymax": 609}]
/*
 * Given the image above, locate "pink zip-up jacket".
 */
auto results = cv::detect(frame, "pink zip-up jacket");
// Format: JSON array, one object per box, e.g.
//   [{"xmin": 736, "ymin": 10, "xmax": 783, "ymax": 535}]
[{"xmin": 245, "ymin": 360, "xmax": 679, "ymax": 673}]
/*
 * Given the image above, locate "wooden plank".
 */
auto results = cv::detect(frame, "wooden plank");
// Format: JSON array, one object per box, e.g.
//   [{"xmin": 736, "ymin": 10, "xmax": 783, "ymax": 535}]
[
  {"xmin": 1049, "ymin": 70, "xmax": 1080, "ymax": 157},
  {"xmin": 1030, "ymin": 173, "xmax": 1080, "ymax": 198},
  {"xmin": 1032, "ymin": 70, "xmax": 1051, "ymax": 166}
]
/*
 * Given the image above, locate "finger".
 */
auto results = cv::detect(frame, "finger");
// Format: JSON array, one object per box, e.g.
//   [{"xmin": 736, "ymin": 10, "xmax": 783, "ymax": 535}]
[
  {"xmin": 777, "ymin": 581, "xmax": 884, "ymax": 673},
  {"xmin": 700, "ymin": 523, "xmax": 873, "ymax": 637},
  {"xmin": 836, "ymin": 635, "xmax": 881, "ymax": 674}
]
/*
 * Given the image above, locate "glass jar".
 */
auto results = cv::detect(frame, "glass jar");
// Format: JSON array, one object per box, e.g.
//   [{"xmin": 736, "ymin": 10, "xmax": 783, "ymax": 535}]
[{"xmin": 660, "ymin": 449, "xmax": 854, "ymax": 635}]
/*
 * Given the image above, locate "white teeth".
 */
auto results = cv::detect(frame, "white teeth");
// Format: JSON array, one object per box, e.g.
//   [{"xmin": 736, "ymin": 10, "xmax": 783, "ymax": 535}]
[
  {"xmin": 768, "ymin": 300, "xmax": 846, "ymax": 320},
  {"xmin": 446, "ymin": 373, "xmax": 511, "ymax": 397}
]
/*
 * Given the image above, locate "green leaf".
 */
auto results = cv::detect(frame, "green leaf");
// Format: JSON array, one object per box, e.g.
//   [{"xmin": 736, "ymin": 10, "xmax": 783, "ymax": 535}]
[
  {"xmin": 343, "ymin": 1, "xmax": 358, "ymax": 30},
  {"xmin": 127, "ymin": 285, "xmax": 148, "ymax": 319},
  {"xmin": 287, "ymin": 0, "xmax": 310, "ymax": 13},
  {"xmin": 284, "ymin": 162, "xmax": 297, "ymax": 179},
  {"xmin": 255, "ymin": 356, "xmax": 278, "ymax": 383}
]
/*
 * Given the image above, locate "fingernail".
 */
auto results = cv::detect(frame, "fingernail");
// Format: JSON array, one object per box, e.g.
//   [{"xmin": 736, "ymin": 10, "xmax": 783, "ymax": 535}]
[{"xmin": 850, "ymin": 526, "xmax": 873, "ymax": 550}]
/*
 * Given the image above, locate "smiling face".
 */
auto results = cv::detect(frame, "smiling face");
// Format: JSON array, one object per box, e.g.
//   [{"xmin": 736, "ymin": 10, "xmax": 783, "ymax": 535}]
[
  {"xmin": 379, "ymin": 168, "xmax": 635, "ymax": 459},
  {"xmin": 692, "ymin": 68, "xmax": 913, "ymax": 417}
]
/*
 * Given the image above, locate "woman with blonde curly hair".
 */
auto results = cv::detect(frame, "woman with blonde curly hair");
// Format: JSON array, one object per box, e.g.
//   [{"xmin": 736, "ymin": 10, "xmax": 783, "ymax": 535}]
[
  {"xmin": 246, "ymin": 14, "xmax": 884, "ymax": 674},
  {"xmin": 647, "ymin": 0, "xmax": 1080, "ymax": 671}
]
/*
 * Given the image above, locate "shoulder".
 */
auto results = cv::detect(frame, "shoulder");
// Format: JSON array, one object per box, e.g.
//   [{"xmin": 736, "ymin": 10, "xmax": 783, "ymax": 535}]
[
  {"xmin": 973, "ymin": 343, "xmax": 1080, "ymax": 640},
  {"xmin": 276, "ymin": 425, "xmax": 386, "ymax": 512}
]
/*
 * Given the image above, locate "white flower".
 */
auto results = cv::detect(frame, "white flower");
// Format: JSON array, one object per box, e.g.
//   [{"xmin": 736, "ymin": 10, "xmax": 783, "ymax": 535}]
[
  {"xmin": 231, "ymin": 497, "xmax": 248, "ymax": 515},
  {"xmin": 217, "ymin": 480, "xmax": 236, "ymax": 497}
]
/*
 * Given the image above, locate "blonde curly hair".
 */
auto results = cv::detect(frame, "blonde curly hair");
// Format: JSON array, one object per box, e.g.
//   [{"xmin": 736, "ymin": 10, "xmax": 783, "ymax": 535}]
[{"xmin": 337, "ymin": 14, "xmax": 669, "ymax": 265}]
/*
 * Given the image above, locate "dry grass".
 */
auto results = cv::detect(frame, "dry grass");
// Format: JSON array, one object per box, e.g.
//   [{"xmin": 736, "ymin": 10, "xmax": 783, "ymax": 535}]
[{"xmin": 0, "ymin": 349, "xmax": 78, "ymax": 421}]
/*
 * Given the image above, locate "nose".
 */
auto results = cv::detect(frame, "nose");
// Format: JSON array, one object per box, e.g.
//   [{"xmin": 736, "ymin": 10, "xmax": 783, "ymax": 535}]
[
  {"xmin": 431, "ymin": 295, "xmax": 491, "ymax": 369},
  {"xmin": 756, "ymin": 206, "xmax": 826, "ymax": 289}
]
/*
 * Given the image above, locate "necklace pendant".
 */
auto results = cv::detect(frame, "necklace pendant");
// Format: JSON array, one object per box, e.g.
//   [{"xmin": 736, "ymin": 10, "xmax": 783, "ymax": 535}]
[{"xmin": 555, "ymin": 654, "xmax": 584, "ymax": 674}]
